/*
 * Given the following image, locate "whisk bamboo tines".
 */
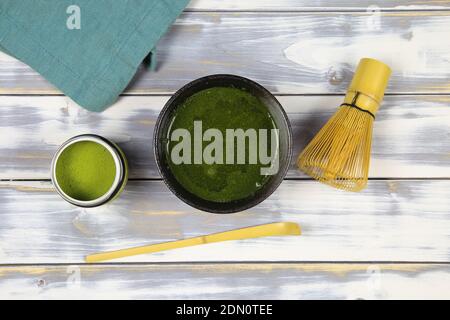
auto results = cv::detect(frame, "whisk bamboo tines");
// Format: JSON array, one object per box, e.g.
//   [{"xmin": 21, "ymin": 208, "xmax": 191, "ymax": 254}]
[{"xmin": 298, "ymin": 58, "xmax": 391, "ymax": 192}]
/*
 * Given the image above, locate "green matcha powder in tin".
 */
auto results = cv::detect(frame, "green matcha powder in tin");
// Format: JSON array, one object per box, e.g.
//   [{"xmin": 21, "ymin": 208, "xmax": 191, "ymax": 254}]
[
  {"xmin": 55, "ymin": 141, "xmax": 117, "ymax": 201},
  {"xmin": 52, "ymin": 135, "xmax": 128, "ymax": 207}
]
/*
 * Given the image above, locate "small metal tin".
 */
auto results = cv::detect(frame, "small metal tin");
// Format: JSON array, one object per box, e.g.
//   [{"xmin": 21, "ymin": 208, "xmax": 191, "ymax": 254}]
[{"xmin": 51, "ymin": 134, "xmax": 128, "ymax": 208}]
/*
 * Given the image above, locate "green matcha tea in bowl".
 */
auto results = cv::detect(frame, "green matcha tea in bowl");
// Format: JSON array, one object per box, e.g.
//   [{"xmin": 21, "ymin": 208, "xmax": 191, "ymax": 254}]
[
  {"xmin": 51, "ymin": 134, "xmax": 128, "ymax": 208},
  {"xmin": 154, "ymin": 75, "xmax": 292, "ymax": 213}
]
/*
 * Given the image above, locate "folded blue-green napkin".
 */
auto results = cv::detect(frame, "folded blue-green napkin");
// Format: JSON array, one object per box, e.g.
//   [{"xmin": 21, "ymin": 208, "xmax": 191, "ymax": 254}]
[{"xmin": 0, "ymin": 0, "xmax": 190, "ymax": 112}]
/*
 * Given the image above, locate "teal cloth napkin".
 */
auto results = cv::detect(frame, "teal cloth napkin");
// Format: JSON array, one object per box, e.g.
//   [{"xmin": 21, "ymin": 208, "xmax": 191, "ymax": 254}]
[{"xmin": 0, "ymin": 0, "xmax": 190, "ymax": 112}]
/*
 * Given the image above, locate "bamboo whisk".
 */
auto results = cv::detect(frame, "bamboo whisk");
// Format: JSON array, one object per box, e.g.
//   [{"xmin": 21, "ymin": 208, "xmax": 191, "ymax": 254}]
[{"xmin": 298, "ymin": 58, "xmax": 391, "ymax": 192}]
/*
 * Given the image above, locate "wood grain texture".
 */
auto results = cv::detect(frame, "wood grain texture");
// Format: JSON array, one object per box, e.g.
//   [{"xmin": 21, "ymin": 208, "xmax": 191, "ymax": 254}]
[
  {"xmin": 1, "ymin": 263, "xmax": 449, "ymax": 300},
  {"xmin": 1, "ymin": 12, "xmax": 450, "ymax": 95},
  {"xmin": 188, "ymin": 0, "xmax": 450, "ymax": 11},
  {"xmin": 1, "ymin": 4, "xmax": 449, "ymax": 300},
  {"xmin": 0, "ymin": 95, "xmax": 449, "ymax": 180},
  {"xmin": 0, "ymin": 179, "xmax": 449, "ymax": 264}
]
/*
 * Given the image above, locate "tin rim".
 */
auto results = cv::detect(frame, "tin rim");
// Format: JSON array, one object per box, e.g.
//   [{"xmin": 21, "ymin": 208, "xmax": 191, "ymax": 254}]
[{"xmin": 51, "ymin": 134, "xmax": 126, "ymax": 208}]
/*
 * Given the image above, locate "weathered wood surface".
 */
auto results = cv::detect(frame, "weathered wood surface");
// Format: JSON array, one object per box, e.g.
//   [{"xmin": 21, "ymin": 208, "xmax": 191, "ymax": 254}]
[
  {"xmin": 188, "ymin": 0, "xmax": 450, "ymax": 11},
  {"xmin": 0, "ymin": 95, "xmax": 449, "ymax": 180},
  {"xmin": 1, "ymin": 2, "xmax": 449, "ymax": 300},
  {"xmin": 1, "ymin": 12, "xmax": 450, "ymax": 95},
  {"xmin": 0, "ymin": 179, "xmax": 449, "ymax": 264},
  {"xmin": 1, "ymin": 263, "xmax": 449, "ymax": 300}
]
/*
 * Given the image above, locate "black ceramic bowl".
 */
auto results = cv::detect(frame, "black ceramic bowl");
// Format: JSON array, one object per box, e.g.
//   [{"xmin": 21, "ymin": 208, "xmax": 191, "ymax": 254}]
[{"xmin": 154, "ymin": 74, "xmax": 292, "ymax": 213}]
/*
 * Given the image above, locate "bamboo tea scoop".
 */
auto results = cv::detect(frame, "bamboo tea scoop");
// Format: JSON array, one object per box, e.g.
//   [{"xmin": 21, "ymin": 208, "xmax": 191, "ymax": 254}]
[{"xmin": 86, "ymin": 222, "xmax": 301, "ymax": 263}]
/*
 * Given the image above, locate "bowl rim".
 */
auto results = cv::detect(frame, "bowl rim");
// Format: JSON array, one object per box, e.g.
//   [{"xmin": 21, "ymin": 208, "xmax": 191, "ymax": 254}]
[{"xmin": 153, "ymin": 74, "xmax": 293, "ymax": 214}]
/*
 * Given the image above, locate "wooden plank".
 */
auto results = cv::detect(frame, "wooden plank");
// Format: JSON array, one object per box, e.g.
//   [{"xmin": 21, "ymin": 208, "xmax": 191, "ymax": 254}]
[
  {"xmin": 1, "ymin": 263, "xmax": 449, "ymax": 299},
  {"xmin": 0, "ymin": 95, "xmax": 449, "ymax": 180},
  {"xmin": 188, "ymin": 0, "xmax": 450, "ymax": 11},
  {"xmin": 0, "ymin": 179, "xmax": 449, "ymax": 264},
  {"xmin": 1, "ymin": 12, "xmax": 450, "ymax": 95}
]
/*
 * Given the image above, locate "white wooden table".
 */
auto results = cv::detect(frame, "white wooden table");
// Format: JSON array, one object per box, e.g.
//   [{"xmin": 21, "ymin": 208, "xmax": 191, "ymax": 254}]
[{"xmin": 1, "ymin": 0, "xmax": 450, "ymax": 300}]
